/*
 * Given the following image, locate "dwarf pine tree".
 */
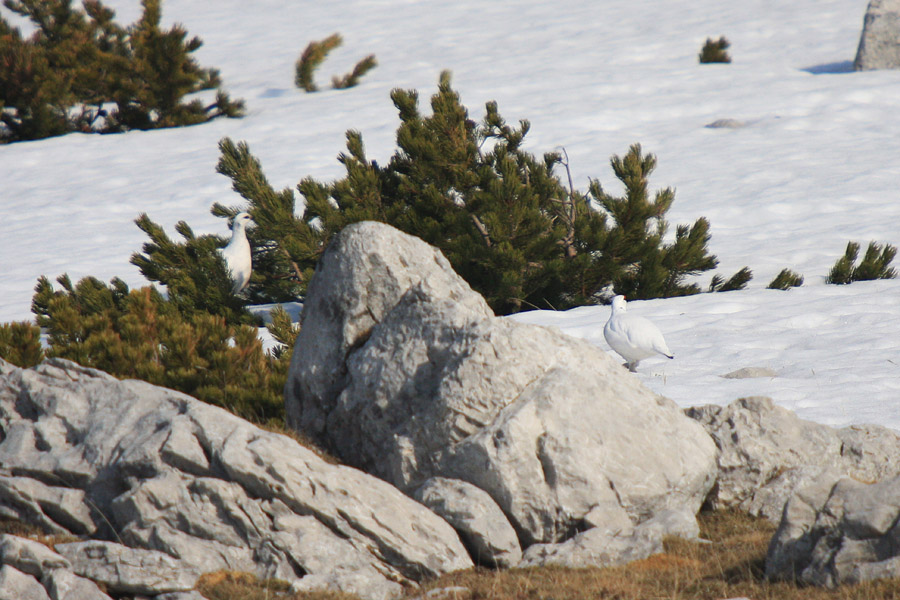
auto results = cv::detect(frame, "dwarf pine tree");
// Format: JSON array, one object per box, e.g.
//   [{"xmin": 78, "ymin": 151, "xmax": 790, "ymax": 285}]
[
  {"xmin": 708, "ymin": 266, "xmax": 753, "ymax": 292},
  {"xmin": 699, "ymin": 37, "xmax": 731, "ymax": 64},
  {"xmin": 206, "ymin": 72, "xmax": 727, "ymax": 314},
  {"xmin": 827, "ymin": 241, "xmax": 897, "ymax": 284},
  {"xmin": 588, "ymin": 145, "xmax": 727, "ymax": 299},
  {"xmin": 0, "ymin": 321, "xmax": 43, "ymax": 367},
  {"xmin": 0, "ymin": 0, "xmax": 242, "ymax": 142},
  {"xmin": 768, "ymin": 268, "xmax": 804, "ymax": 290},
  {"xmin": 31, "ymin": 274, "xmax": 286, "ymax": 422}
]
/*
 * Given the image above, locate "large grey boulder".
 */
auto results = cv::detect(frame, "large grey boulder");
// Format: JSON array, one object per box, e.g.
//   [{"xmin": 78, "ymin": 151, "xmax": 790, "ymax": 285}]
[
  {"xmin": 766, "ymin": 473, "xmax": 900, "ymax": 587},
  {"xmin": 854, "ymin": 0, "xmax": 900, "ymax": 70},
  {"xmin": 686, "ymin": 397, "xmax": 900, "ymax": 521},
  {"xmin": 414, "ymin": 478, "xmax": 522, "ymax": 569},
  {"xmin": 0, "ymin": 358, "xmax": 472, "ymax": 599},
  {"xmin": 285, "ymin": 221, "xmax": 717, "ymax": 552},
  {"xmin": 285, "ymin": 220, "xmax": 492, "ymax": 440}
]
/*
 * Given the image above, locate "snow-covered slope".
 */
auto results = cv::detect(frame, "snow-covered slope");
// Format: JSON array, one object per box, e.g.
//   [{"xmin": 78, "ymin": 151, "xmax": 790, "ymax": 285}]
[{"xmin": 2, "ymin": 0, "xmax": 898, "ymax": 427}]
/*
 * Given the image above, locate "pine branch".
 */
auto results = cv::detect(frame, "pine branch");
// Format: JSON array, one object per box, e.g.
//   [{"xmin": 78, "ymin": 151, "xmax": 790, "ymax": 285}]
[{"xmin": 295, "ymin": 33, "xmax": 342, "ymax": 92}]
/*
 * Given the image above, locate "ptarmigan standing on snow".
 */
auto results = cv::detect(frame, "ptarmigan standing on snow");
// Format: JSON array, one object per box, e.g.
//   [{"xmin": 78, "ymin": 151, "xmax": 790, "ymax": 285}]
[
  {"xmin": 220, "ymin": 212, "xmax": 253, "ymax": 293},
  {"xmin": 603, "ymin": 295, "xmax": 673, "ymax": 372}
]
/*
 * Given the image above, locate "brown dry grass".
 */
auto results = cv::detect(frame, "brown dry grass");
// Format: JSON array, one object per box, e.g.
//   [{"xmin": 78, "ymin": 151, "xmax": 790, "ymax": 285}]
[
  {"xmin": 256, "ymin": 420, "xmax": 342, "ymax": 465},
  {"xmin": 0, "ymin": 519, "xmax": 79, "ymax": 547},
  {"xmin": 411, "ymin": 509, "xmax": 900, "ymax": 600}
]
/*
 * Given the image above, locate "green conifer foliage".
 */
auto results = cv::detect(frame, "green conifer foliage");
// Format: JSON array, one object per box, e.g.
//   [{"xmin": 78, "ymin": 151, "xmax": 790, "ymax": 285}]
[
  {"xmin": 768, "ymin": 268, "xmax": 804, "ymax": 290},
  {"xmin": 699, "ymin": 36, "xmax": 731, "ymax": 63},
  {"xmin": 0, "ymin": 0, "xmax": 243, "ymax": 142},
  {"xmin": 264, "ymin": 305, "xmax": 299, "ymax": 360},
  {"xmin": 588, "ymin": 144, "xmax": 724, "ymax": 299},
  {"xmin": 129, "ymin": 213, "xmax": 258, "ymax": 326},
  {"xmin": 209, "ymin": 72, "xmax": 726, "ymax": 314},
  {"xmin": 215, "ymin": 138, "xmax": 320, "ymax": 301},
  {"xmin": 31, "ymin": 275, "xmax": 286, "ymax": 423},
  {"xmin": 708, "ymin": 266, "xmax": 753, "ymax": 292},
  {"xmin": 332, "ymin": 54, "xmax": 377, "ymax": 89},
  {"xmin": 0, "ymin": 321, "xmax": 42, "ymax": 367},
  {"xmin": 826, "ymin": 241, "xmax": 897, "ymax": 284},
  {"xmin": 295, "ymin": 33, "xmax": 342, "ymax": 92},
  {"xmin": 294, "ymin": 33, "xmax": 377, "ymax": 93}
]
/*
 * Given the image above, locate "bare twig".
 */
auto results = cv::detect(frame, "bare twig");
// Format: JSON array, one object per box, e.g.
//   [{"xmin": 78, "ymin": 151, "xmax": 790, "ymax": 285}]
[
  {"xmin": 471, "ymin": 214, "xmax": 492, "ymax": 247},
  {"xmin": 556, "ymin": 147, "xmax": 578, "ymax": 258}
]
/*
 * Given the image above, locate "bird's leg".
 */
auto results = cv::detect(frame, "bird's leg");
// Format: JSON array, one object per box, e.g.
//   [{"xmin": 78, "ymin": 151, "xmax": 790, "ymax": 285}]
[{"xmin": 627, "ymin": 362, "xmax": 638, "ymax": 373}]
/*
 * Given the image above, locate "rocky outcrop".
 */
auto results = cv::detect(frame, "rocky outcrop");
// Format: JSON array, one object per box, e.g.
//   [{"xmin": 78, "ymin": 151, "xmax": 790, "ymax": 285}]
[
  {"xmin": 766, "ymin": 473, "xmax": 900, "ymax": 587},
  {"xmin": 0, "ymin": 535, "xmax": 113, "ymax": 600},
  {"xmin": 686, "ymin": 396, "xmax": 900, "ymax": 521},
  {"xmin": 54, "ymin": 541, "xmax": 199, "ymax": 595},
  {"xmin": 854, "ymin": 0, "xmax": 900, "ymax": 70},
  {"xmin": 285, "ymin": 221, "xmax": 718, "ymax": 560},
  {"xmin": 0, "ymin": 358, "xmax": 472, "ymax": 599},
  {"xmin": 414, "ymin": 478, "xmax": 521, "ymax": 569}
]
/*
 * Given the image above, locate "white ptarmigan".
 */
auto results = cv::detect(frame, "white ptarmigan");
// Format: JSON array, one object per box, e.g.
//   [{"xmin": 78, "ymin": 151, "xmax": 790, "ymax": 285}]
[
  {"xmin": 603, "ymin": 295, "xmax": 673, "ymax": 372},
  {"xmin": 220, "ymin": 212, "xmax": 253, "ymax": 293}
]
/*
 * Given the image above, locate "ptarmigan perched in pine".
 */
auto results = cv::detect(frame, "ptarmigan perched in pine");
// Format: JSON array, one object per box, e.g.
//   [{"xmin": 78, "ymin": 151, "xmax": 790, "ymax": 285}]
[
  {"xmin": 220, "ymin": 212, "xmax": 253, "ymax": 293},
  {"xmin": 603, "ymin": 295, "xmax": 673, "ymax": 372}
]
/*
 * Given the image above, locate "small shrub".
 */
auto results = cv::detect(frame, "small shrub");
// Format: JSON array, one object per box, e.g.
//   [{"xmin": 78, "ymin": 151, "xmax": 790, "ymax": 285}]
[
  {"xmin": 699, "ymin": 36, "xmax": 731, "ymax": 64},
  {"xmin": 295, "ymin": 33, "xmax": 343, "ymax": 92},
  {"xmin": 708, "ymin": 266, "xmax": 753, "ymax": 292},
  {"xmin": 0, "ymin": 0, "xmax": 243, "ymax": 142},
  {"xmin": 0, "ymin": 321, "xmax": 43, "ymax": 367},
  {"xmin": 826, "ymin": 240, "xmax": 897, "ymax": 284},
  {"xmin": 768, "ymin": 268, "xmax": 804, "ymax": 290},
  {"xmin": 332, "ymin": 53, "xmax": 377, "ymax": 89},
  {"xmin": 295, "ymin": 33, "xmax": 377, "ymax": 93},
  {"xmin": 30, "ymin": 274, "xmax": 288, "ymax": 423}
]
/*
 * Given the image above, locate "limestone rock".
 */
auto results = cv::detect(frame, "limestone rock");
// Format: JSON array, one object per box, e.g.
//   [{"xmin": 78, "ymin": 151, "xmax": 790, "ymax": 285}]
[
  {"xmin": 520, "ymin": 522, "xmax": 663, "ymax": 568},
  {"xmin": 285, "ymin": 220, "xmax": 492, "ymax": 440},
  {"xmin": 0, "ymin": 535, "xmax": 70, "ymax": 578},
  {"xmin": 41, "ymin": 568, "xmax": 112, "ymax": 600},
  {"xmin": 290, "ymin": 572, "xmax": 404, "ymax": 600},
  {"xmin": 285, "ymin": 221, "xmax": 717, "ymax": 552},
  {"xmin": 54, "ymin": 541, "xmax": 198, "ymax": 595},
  {"xmin": 720, "ymin": 366, "xmax": 776, "ymax": 379},
  {"xmin": 0, "ymin": 564, "xmax": 51, "ymax": 600},
  {"xmin": 686, "ymin": 397, "xmax": 900, "ymax": 520},
  {"xmin": 0, "ymin": 478, "xmax": 96, "ymax": 537},
  {"xmin": 155, "ymin": 593, "xmax": 209, "ymax": 600},
  {"xmin": 443, "ymin": 366, "xmax": 715, "ymax": 545},
  {"xmin": 414, "ymin": 477, "xmax": 522, "ymax": 568},
  {"xmin": 155, "ymin": 593, "xmax": 210, "ymax": 600},
  {"xmin": 0, "ymin": 357, "xmax": 472, "ymax": 598},
  {"xmin": 766, "ymin": 473, "xmax": 900, "ymax": 587},
  {"xmin": 854, "ymin": 0, "xmax": 900, "ymax": 70}
]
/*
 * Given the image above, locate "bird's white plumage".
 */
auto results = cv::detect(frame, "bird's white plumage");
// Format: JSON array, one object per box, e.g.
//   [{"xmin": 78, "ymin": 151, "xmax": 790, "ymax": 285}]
[
  {"xmin": 603, "ymin": 295, "xmax": 673, "ymax": 372},
  {"xmin": 220, "ymin": 212, "xmax": 253, "ymax": 293}
]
